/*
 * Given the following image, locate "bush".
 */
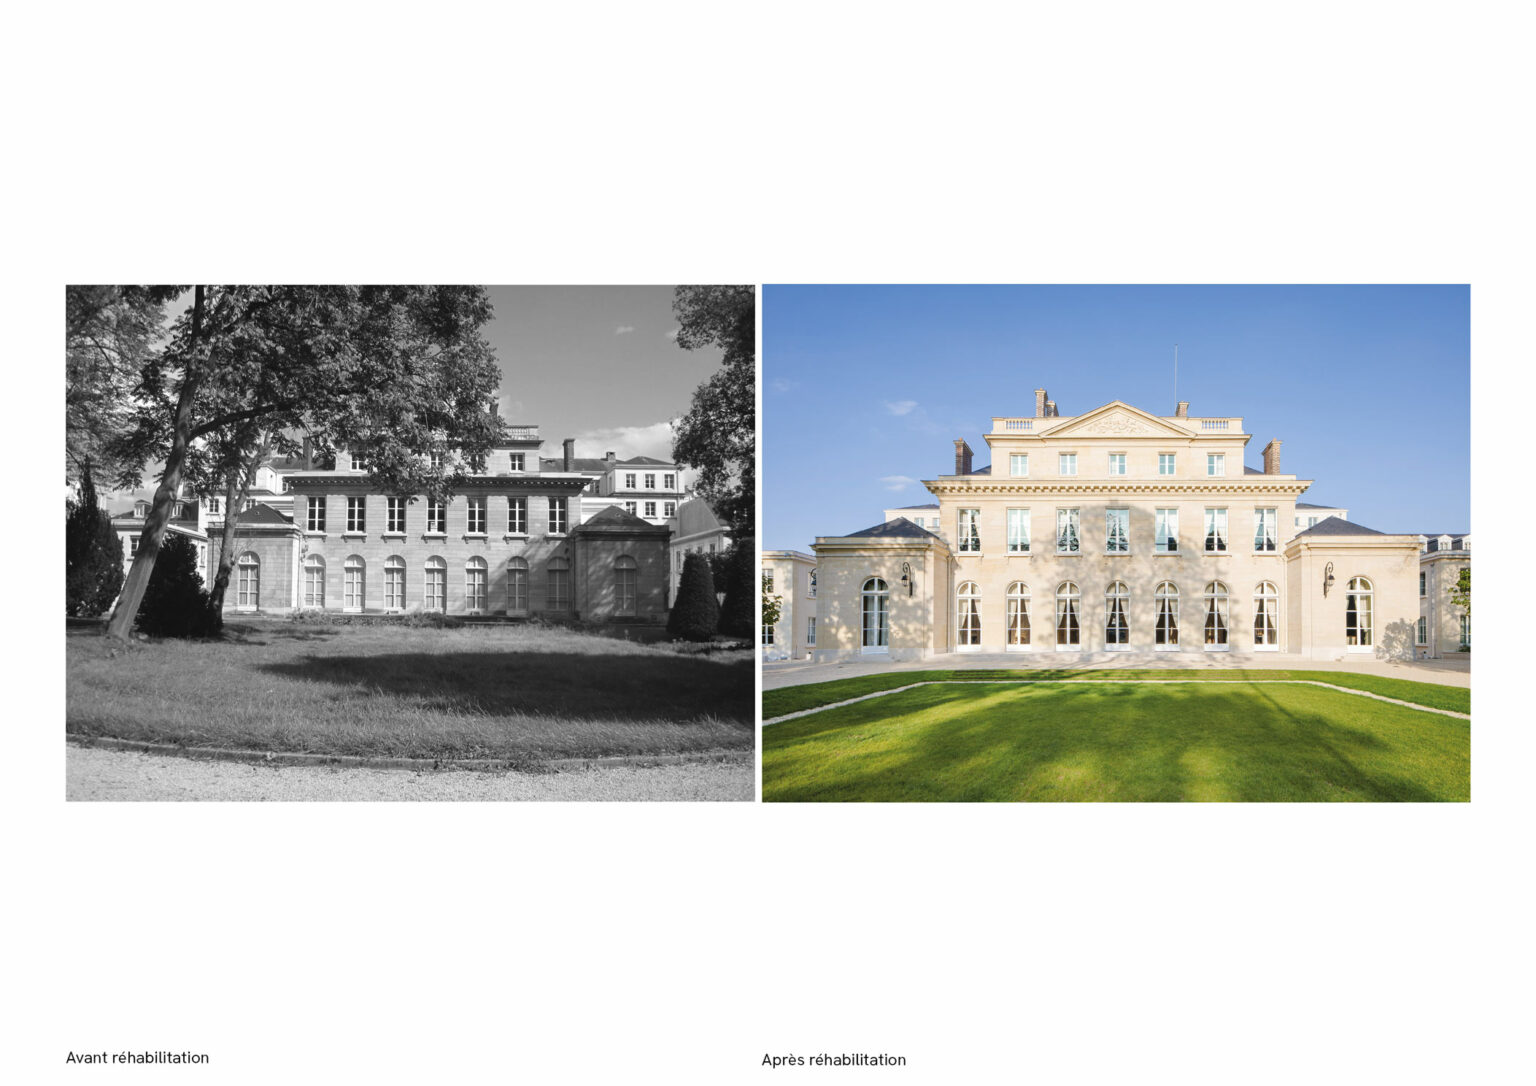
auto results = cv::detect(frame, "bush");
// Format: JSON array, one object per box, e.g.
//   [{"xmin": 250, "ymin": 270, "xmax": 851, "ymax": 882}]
[
  {"xmin": 668, "ymin": 552, "xmax": 720, "ymax": 642},
  {"xmin": 717, "ymin": 542, "xmax": 755, "ymax": 639},
  {"xmin": 136, "ymin": 533, "xmax": 219, "ymax": 638},
  {"xmin": 65, "ymin": 464, "xmax": 125, "ymax": 617}
]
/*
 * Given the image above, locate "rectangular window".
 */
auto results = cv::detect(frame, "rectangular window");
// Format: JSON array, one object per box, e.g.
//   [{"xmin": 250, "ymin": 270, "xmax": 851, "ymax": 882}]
[
  {"xmin": 306, "ymin": 496, "xmax": 326, "ymax": 532},
  {"xmin": 467, "ymin": 496, "xmax": 486, "ymax": 534},
  {"xmin": 958, "ymin": 508, "xmax": 981, "ymax": 553},
  {"xmin": 663, "ymin": 473, "xmax": 675, "ymax": 489},
  {"xmin": 508, "ymin": 452, "xmax": 525, "ymax": 471},
  {"xmin": 1253, "ymin": 508, "xmax": 1277, "ymax": 552},
  {"xmin": 507, "ymin": 497, "xmax": 527, "ymax": 535},
  {"xmin": 625, "ymin": 473, "xmax": 637, "ymax": 489},
  {"xmin": 1056, "ymin": 508, "xmax": 1080, "ymax": 554},
  {"xmin": 129, "ymin": 534, "xmax": 139, "ymax": 555},
  {"xmin": 625, "ymin": 500, "xmax": 637, "ymax": 515},
  {"xmin": 346, "ymin": 496, "xmax": 365, "ymax": 533},
  {"xmin": 549, "ymin": 498, "xmax": 568, "ymax": 534},
  {"xmin": 1009, "ymin": 453, "xmax": 1029, "ymax": 477},
  {"xmin": 1156, "ymin": 508, "xmax": 1179, "ymax": 553},
  {"xmin": 1105, "ymin": 508, "xmax": 1129, "ymax": 553},
  {"xmin": 807, "ymin": 617, "xmax": 816, "ymax": 645},
  {"xmin": 1460, "ymin": 614, "xmax": 1471, "ymax": 648},
  {"xmin": 644, "ymin": 473, "xmax": 656, "ymax": 489},
  {"xmin": 1419, "ymin": 571, "xmax": 1426, "ymax": 597},
  {"xmin": 1108, "ymin": 453, "xmax": 1126, "ymax": 476},
  {"xmin": 387, "ymin": 497, "xmax": 406, "ymax": 534},
  {"xmin": 1208, "ymin": 453, "xmax": 1225, "ymax": 476},
  {"xmin": 384, "ymin": 563, "xmax": 404, "ymax": 609},
  {"xmin": 349, "ymin": 452, "xmax": 368, "ymax": 472},
  {"xmin": 1204, "ymin": 507, "xmax": 1228, "ymax": 552},
  {"xmin": 1006, "ymin": 508, "xmax": 1030, "ymax": 554},
  {"xmin": 764, "ymin": 570, "xmax": 774, "ymax": 591},
  {"xmin": 663, "ymin": 501, "xmax": 676, "ymax": 517},
  {"xmin": 1417, "ymin": 616, "xmax": 1428, "ymax": 644},
  {"xmin": 762, "ymin": 623, "xmax": 774, "ymax": 645},
  {"xmin": 1159, "ymin": 453, "xmax": 1176, "ymax": 475},
  {"xmin": 427, "ymin": 499, "xmax": 446, "ymax": 534},
  {"xmin": 1058, "ymin": 453, "xmax": 1077, "ymax": 476},
  {"xmin": 547, "ymin": 567, "xmax": 569, "ymax": 609},
  {"xmin": 644, "ymin": 501, "xmax": 657, "ymax": 518}
]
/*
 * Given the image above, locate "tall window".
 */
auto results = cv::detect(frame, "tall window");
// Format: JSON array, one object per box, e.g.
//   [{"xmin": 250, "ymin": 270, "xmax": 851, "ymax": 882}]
[
  {"xmin": 625, "ymin": 473, "xmax": 637, "ymax": 489},
  {"xmin": 508, "ymin": 452, "xmax": 525, "ymax": 471},
  {"xmin": 861, "ymin": 578, "xmax": 889, "ymax": 651},
  {"xmin": 1009, "ymin": 453, "xmax": 1029, "ymax": 476},
  {"xmin": 346, "ymin": 496, "xmax": 365, "ymax": 533},
  {"xmin": 467, "ymin": 497, "xmax": 486, "ymax": 534},
  {"xmin": 762, "ymin": 622, "xmax": 775, "ymax": 645},
  {"xmin": 1207, "ymin": 453, "xmax": 1225, "ymax": 476},
  {"xmin": 956, "ymin": 581, "xmax": 981, "ymax": 649},
  {"xmin": 344, "ymin": 555, "xmax": 365, "ymax": 612},
  {"xmin": 1006, "ymin": 582, "xmax": 1031, "ymax": 648},
  {"xmin": 808, "ymin": 568, "xmax": 817, "ymax": 598},
  {"xmin": 506, "ymin": 557, "xmax": 528, "ymax": 612},
  {"xmin": 387, "ymin": 497, "xmax": 406, "ymax": 533},
  {"xmin": 1055, "ymin": 581, "xmax": 1081, "ymax": 647},
  {"xmin": 1156, "ymin": 508, "xmax": 1179, "ymax": 553},
  {"xmin": 1253, "ymin": 508, "xmax": 1277, "ymax": 552},
  {"xmin": 1105, "ymin": 581, "xmax": 1130, "ymax": 647},
  {"xmin": 1253, "ymin": 581, "xmax": 1278, "ymax": 647},
  {"xmin": 384, "ymin": 556, "xmax": 405, "ymax": 610},
  {"xmin": 1108, "ymin": 453, "xmax": 1126, "ymax": 476},
  {"xmin": 508, "ymin": 497, "xmax": 527, "ymax": 534},
  {"xmin": 547, "ymin": 557, "xmax": 570, "ymax": 609},
  {"xmin": 1155, "ymin": 581, "xmax": 1179, "ymax": 647},
  {"xmin": 958, "ymin": 508, "xmax": 981, "ymax": 553},
  {"xmin": 1417, "ymin": 616, "xmax": 1427, "ymax": 645},
  {"xmin": 1058, "ymin": 452, "xmax": 1077, "ymax": 476},
  {"xmin": 1007, "ymin": 508, "xmax": 1030, "ymax": 554},
  {"xmin": 424, "ymin": 556, "xmax": 447, "ymax": 612},
  {"xmin": 236, "ymin": 552, "xmax": 260, "ymax": 609},
  {"xmin": 807, "ymin": 617, "xmax": 816, "ymax": 645},
  {"xmin": 1419, "ymin": 571, "xmax": 1426, "ymax": 597},
  {"xmin": 549, "ymin": 498, "xmax": 568, "ymax": 534},
  {"xmin": 1459, "ymin": 614, "xmax": 1471, "ymax": 648},
  {"xmin": 427, "ymin": 499, "xmax": 446, "ymax": 534},
  {"xmin": 1345, "ymin": 576, "xmax": 1373, "ymax": 647},
  {"xmin": 1204, "ymin": 508, "xmax": 1228, "ymax": 552},
  {"xmin": 664, "ymin": 473, "xmax": 675, "ymax": 489},
  {"xmin": 625, "ymin": 501, "xmax": 637, "ymax": 515},
  {"xmin": 1056, "ymin": 508, "xmax": 1080, "ymax": 554},
  {"xmin": 306, "ymin": 496, "xmax": 326, "ymax": 532},
  {"xmin": 303, "ymin": 555, "xmax": 326, "ymax": 608},
  {"xmin": 1158, "ymin": 453, "xmax": 1176, "ymax": 475},
  {"xmin": 663, "ymin": 502, "xmax": 675, "ymax": 517},
  {"xmin": 615, "ymin": 555, "xmax": 637, "ymax": 615},
  {"xmin": 465, "ymin": 556, "xmax": 487, "ymax": 612},
  {"xmin": 1105, "ymin": 508, "xmax": 1129, "ymax": 554},
  {"xmin": 644, "ymin": 501, "xmax": 657, "ymax": 518},
  {"xmin": 1203, "ymin": 581, "xmax": 1230, "ymax": 647},
  {"xmin": 644, "ymin": 473, "xmax": 656, "ymax": 489},
  {"xmin": 763, "ymin": 570, "xmax": 774, "ymax": 591}
]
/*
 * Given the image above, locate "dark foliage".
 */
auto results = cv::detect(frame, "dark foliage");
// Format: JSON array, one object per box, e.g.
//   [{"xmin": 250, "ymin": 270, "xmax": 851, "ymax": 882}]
[
  {"xmin": 668, "ymin": 552, "xmax": 720, "ymax": 642},
  {"xmin": 65, "ymin": 463, "xmax": 125, "ymax": 617},
  {"xmin": 670, "ymin": 286, "xmax": 755, "ymax": 538},
  {"xmin": 717, "ymin": 543, "xmax": 756, "ymax": 639},
  {"xmin": 136, "ymin": 534, "xmax": 218, "ymax": 638}
]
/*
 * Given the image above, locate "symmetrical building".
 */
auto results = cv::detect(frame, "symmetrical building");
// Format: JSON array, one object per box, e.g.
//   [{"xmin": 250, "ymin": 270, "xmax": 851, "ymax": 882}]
[{"xmin": 767, "ymin": 391, "xmax": 1467, "ymax": 663}]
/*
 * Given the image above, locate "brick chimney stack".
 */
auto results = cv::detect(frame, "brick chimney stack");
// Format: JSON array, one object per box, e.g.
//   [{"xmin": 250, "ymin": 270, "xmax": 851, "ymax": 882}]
[
  {"xmin": 1035, "ymin": 389, "xmax": 1048, "ymax": 418},
  {"xmin": 1176, "ymin": 401, "xmax": 1189, "ymax": 419},
  {"xmin": 563, "ymin": 438, "xmax": 575, "ymax": 471},
  {"xmin": 1045, "ymin": 399, "xmax": 1058, "ymax": 417},
  {"xmin": 954, "ymin": 439, "xmax": 973, "ymax": 475},
  {"xmin": 1263, "ymin": 439, "xmax": 1282, "ymax": 475}
]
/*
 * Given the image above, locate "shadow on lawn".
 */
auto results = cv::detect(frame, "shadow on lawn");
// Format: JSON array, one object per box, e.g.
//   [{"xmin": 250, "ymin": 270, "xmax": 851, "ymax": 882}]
[{"xmin": 256, "ymin": 651, "xmax": 754, "ymax": 724}]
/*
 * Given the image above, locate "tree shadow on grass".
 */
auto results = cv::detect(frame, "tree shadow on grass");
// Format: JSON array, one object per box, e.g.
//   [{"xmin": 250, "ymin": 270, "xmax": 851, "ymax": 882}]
[{"xmin": 256, "ymin": 651, "xmax": 754, "ymax": 725}]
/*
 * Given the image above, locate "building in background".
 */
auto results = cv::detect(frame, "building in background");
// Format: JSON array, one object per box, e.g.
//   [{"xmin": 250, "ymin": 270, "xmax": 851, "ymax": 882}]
[
  {"xmin": 761, "ymin": 550, "xmax": 817, "ymax": 661},
  {"xmin": 667, "ymin": 497, "xmax": 731, "ymax": 598},
  {"xmin": 1417, "ymin": 532, "xmax": 1471, "ymax": 658}
]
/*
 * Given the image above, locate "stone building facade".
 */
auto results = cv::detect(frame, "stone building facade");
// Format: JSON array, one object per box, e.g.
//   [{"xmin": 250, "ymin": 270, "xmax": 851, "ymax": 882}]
[{"xmin": 1417, "ymin": 533, "xmax": 1471, "ymax": 658}]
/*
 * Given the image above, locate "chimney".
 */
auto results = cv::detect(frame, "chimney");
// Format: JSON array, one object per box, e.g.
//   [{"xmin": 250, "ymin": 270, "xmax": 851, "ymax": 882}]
[
  {"xmin": 562, "ymin": 438, "xmax": 575, "ymax": 471},
  {"xmin": 954, "ymin": 439, "xmax": 973, "ymax": 476},
  {"xmin": 1034, "ymin": 389, "xmax": 1048, "ymax": 418},
  {"xmin": 1045, "ymin": 399, "xmax": 1058, "ymax": 417},
  {"xmin": 301, "ymin": 436, "xmax": 313, "ymax": 468},
  {"xmin": 1263, "ymin": 439, "xmax": 1282, "ymax": 475},
  {"xmin": 605, "ymin": 451, "xmax": 616, "ymax": 467},
  {"xmin": 1176, "ymin": 401, "xmax": 1189, "ymax": 419}
]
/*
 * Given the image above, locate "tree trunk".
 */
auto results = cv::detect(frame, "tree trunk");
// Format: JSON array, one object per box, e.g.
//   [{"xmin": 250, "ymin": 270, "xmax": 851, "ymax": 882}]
[
  {"xmin": 104, "ymin": 287, "xmax": 206, "ymax": 641},
  {"xmin": 208, "ymin": 430, "xmax": 269, "ymax": 613}
]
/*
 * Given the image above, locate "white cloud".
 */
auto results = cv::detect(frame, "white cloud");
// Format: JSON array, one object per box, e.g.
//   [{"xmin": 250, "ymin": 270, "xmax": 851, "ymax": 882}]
[
  {"xmin": 570, "ymin": 419, "xmax": 678, "ymax": 463},
  {"xmin": 880, "ymin": 475, "xmax": 918, "ymax": 492},
  {"xmin": 497, "ymin": 394, "xmax": 526, "ymax": 419},
  {"xmin": 770, "ymin": 378, "xmax": 800, "ymax": 393},
  {"xmin": 884, "ymin": 400, "xmax": 918, "ymax": 416},
  {"xmin": 614, "ymin": 325, "xmax": 636, "ymax": 335}
]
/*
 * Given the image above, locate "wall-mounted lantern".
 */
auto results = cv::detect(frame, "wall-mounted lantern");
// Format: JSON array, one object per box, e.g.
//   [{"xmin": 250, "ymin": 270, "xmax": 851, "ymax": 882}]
[
  {"xmin": 1323, "ymin": 561, "xmax": 1335, "ymax": 597},
  {"xmin": 900, "ymin": 561, "xmax": 913, "ymax": 596}
]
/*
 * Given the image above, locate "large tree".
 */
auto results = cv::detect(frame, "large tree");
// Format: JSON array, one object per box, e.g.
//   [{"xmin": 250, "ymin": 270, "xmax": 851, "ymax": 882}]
[
  {"xmin": 64, "ymin": 460, "xmax": 125, "ymax": 617},
  {"xmin": 103, "ymin": 286, "xmax": 503, "ymax": 641},
  {"xmin": 670, "ymin": 285, "xmax": 755, "ymax": 540}
]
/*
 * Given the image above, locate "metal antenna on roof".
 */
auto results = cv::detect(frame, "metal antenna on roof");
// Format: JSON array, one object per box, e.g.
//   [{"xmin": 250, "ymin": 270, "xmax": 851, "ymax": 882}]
[{"xmin": 1173, "ymin": 344, "xmax": 1178, "ymax": 412}]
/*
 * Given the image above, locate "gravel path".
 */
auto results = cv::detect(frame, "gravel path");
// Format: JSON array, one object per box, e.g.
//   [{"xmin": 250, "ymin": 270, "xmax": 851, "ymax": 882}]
[{"xmin": 67, "ymin": 746, "xmax": 754, "ymax": 802}]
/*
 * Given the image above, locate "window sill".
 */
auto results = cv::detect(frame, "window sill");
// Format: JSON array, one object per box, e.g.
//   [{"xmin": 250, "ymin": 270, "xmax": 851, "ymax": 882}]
[
  {"xmin": 1253, "ymin": 550, "xmax": 1279, "ymax": 557},
  {"xmin": 1203, "ymin": 645, "xmax": 1231, "ymax": 652},
  {"xmin": 422, "ymin": 532, "xmax": 447, "ymax": 540},
  {"xmin": 382, "ymin": 532, "xmax": 406, "ymax": 540},
  {"xmin": 1155, "ymin": 551, "xmax": 1181, "ymax": 557},
  {"xmin": 1203, "ymin": 550, "xmax": 1230, "ymax": 556},
  {"xmin": 957, "ymin": 551, "xmax": 985, "ymax": 558},
  {"xmin": 1155, "ymin": 644, "xmax": 1181, "ymax": 651},
  {"xmin": 548, "ymin": 532, "xmax": 568, "ymax": 538},
  {"xmin": 1104, "ymin": 551, "xmax": 1131, "ymax": 557},
  {"xmin": 342, "ymin": 532, "xmax": 366, "ymax": 539},
  {"xmin": 1253, "ymin": 645, "xmax": 1279, "ymax": 652},
  {"xmin": 1006, "ymin": 550, "xmax": 1031, "ymax": 557},
  {"xmin": 1055, "ymin": 552, "xmax": 1082, "ymax": 557},
  {"xmin": 464, "ymin": 533, "xmax": 488, "ymax": 540},
  {"xmin": 1104, "ymin": 644, "xmax": 1133, "ymax": 652},
  {"xmin": 304, "ymin": 531, "xmax": 327, "ymax": 538}
]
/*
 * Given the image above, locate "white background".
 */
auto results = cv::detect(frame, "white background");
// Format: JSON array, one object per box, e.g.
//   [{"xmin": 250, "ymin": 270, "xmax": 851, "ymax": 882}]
[{"xmin": 7, "ymin": 2, "xmax": 1527, "ymax": 1083}]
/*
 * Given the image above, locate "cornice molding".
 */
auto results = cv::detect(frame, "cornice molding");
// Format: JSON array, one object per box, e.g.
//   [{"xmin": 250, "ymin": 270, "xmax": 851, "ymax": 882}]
[{"xmin": 923, "ymin": 479, "xmax": 1313, "ymax": 497}]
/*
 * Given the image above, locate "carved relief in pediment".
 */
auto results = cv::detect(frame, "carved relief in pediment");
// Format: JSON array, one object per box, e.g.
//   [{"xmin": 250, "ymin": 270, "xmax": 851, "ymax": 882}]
[{"xmin": 1079, "ymin": 411, "xmax": 1157, "ymax": 436}]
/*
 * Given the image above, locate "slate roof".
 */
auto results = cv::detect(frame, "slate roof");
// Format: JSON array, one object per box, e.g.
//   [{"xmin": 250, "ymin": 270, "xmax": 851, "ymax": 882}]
[
  {"xmin": 844, "ymin": 518, "xmax": 941, "ymax": 540},
  {"xmin": 538, "ymin": 454, "xmax": 676, "ymax": 473},
  {"xmin": 572, "ymin": 505, "xmax": 669, "ymax": 533},
  {"xmin": 1296, "ymin": 501, "xmax": 1344, "ymax": 510},
  {"xmin": 1291, "ymin": 515, "xmax": 1385, "ymax": 538},
  {"xmin": 892, "ymin": 503, "xmax": 939, "ymax": 511}
]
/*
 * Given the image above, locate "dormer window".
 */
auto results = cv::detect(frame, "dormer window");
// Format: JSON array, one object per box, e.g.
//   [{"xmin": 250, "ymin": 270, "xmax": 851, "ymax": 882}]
[
  {"xmin": 348, "ymin": 452, "xmax": 368, "ymax": 472},
  {"xmin": 1207, "ymin": 453, "xmax": 1225, "ymax": 477},
  {"xmin": 508, "ymin": 452, "xmax": 525, "ymax": 472}
]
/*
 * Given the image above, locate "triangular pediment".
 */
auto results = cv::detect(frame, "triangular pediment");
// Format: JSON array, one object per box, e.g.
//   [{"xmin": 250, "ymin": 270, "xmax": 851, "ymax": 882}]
[{"xmin": 1038, "ymin": 401, "xmax": 1194, "ymax": 438}]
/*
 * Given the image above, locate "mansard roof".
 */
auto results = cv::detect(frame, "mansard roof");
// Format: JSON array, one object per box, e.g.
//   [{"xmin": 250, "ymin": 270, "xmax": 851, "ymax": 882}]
[
  {"xmin": 1292, "ymin": 515, "xmax": 1384, "ymax": 537},
  {"xmin": 892, "ymin": 503, "xmax": 939, "ymax": 510},
  {"xmin": 845, "ymin": 518, "xmax": 941, "ymax": 540},
  {"xmin": 572, "ymin": 505, "xmax": 670, "ymax": 535},
  {"xmin": 227, "ymin": 502, "xmax": 294, "ymax": 527},
  {"xmin": 1295, "ymin": 501, "xmax": 1345, "ymax": 510}
]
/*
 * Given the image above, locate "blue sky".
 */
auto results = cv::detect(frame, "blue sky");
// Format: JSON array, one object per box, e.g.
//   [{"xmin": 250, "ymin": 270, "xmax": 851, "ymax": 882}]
[{"xmin": 762, "ymin": 285, "xmax": 1470, "ymax": 552}]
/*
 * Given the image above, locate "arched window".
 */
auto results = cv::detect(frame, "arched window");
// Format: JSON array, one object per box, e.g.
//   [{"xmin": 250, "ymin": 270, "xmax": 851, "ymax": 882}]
[
  {"xmin": 507, "ymin": 556, "xmax": 529, "ymax": 613},
  {"xmin": 384, "ymin": 555, "xmax": 405, "ymax": 611},
  {"xmin": 1006, "ymin": 582, "xmax": 1031, "ymax": 650},
  {"xmin": 1345, "ymin": 576, "xmax": 1373, "ymax": 648},
  {"xmin": 547, "ymin": 556, "xmax": 570, "ymax": 610},
  {"xmin": 1155, "ymin": 581, "xmax": 1179, "ymax": 648},
  {"xmin": 1056, "ymin": 581, "xmax": 1081, "ymax": 648},
  {"xmin": 1105, "ymin": 580, "xmax": 1130, "ymax": 648},
  {"xmin": 344, "ymin": 556, "xmax": 365, "ymax": 612},
  {"xmin": 1203, "ymin": 580, "xmax": 1230, "ymax": 648},
  {"xmin": 465, "ymin": 556, "xmax": 487, "ymax": 613},
  {"xmin": 302, "ymin": 555, "xmax": 326, "ymax": 608},
  {"xmin": 861, "ymin": 577, "xmax": 889, "ymax": 652},
  {"xmin": 424, "ymin": 556, "xmax": 447, "ymax": 612},
  {"xmin": 236, "ymin": 552, "xmax": 260, "ymax": 610},
  {"xmin": 615, "ymin": 554, "xmax": 637, "ymax": 616},
  {"xmin": 808, "ymin": 567, "xmax": 817, "ymax": 599},
  {"xmin": 1253, "ymin": 581, "xmax": 1279, "ymax": 649},
  {"xmin": 956, "ymin": 581, "xmax": 981, "ymax": 650}
]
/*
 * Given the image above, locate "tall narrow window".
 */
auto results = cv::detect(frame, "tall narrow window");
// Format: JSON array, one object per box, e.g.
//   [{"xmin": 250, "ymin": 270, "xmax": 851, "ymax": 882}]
[
  {"xmin": 663, "ymin": 473, "xmax": 675, "ymax": 489},
  {"xmin": 644, "ymin": 501, "xmax": 657, "ymax": 518},
  {"xmin": 1207, "ymin": 453, "xmax": 1225, "ymax": 476},
  {"xmin": 467, "ymin": 497, "xmax": 486, "ymax": 535},
  {"xmin": 958, "ymin": 508, "xmax": 981, "ymax": 553},
  {"xmin": 1007, "ymin": 508, "xmax": 1031, "ymax": 554},
  {"xmin": 306, "ymin": 496, "xmax": 326, "ymax": 532},
  {"xmin": 1059, "ymin": 452, "xmax": 1077, "ymax": 476},
  {"xmin": 808, "ymin": 568, "xmax": 817, "ymax": 598},
  {"xmin": 1204, "ymin": 508, "xmax": 1228, "ymax": 552},
  {"xmin": 1253, "ymin": 508, "xmax": 1277, "ymax": 552},
  {"xmin": 426, "ymin": 499, "xmax": 446, "ymax": 534},
  {"xmin": 1009, "ymin": 453, "xmax": 1029, "ymax": 476},
  {"xmin": 1203, "ymin": 581, "xmax": 1230, "ymax": 647},
  {"xmin": 1055, "ymin": 581, "xmax": 1081, "ymax": 647},
  {"xmin": 1155, "ymin": 581, "xmax": 1179, "ymax": 647},
  {"xmin": 1417, "ymin": 616, "xmax": 1427, "ymax": 645},
  {"xmin": 663, "ymin": 501, "xmax": 675, "ymax": 517},
  {"xmin": 506, "ymin": 557, "xmax": 528, "ymax": 612},
  {"xmin": 1156, "ymin": 508, "xmax": 1179, "ymax": 553},
  {"xmin": 508, "ymin": 497, "xmax": 527, "ymax": 534},
  {"xmin": 1159, "ymin": 453, "xmax": 1176, "ymax": 476},
  {"xmin": 763, "ymin": 570, "xmax": 774, "ymax": 591},
  {"xmin": 807, "ymin": 617, "xmax": 816, "ymax": 645},
  {"xmin": 549, "ymin": 498, "xmax": 568, "ymax": 534},
  {"xmin": 303, "ymin": 555, "xmax": 326, "ymax": 608},
  {"xmin": 384, "ymin": 556, "xmax": 405, "ymax": 610},
  {"xmin": 1105, "ymin": 581, "xmax": 1130, "ymax": 647},
  {"xmin": 1253, "ymin": 581, "xmax": 1278, "ymax": 648},
  {"xmin": 344, "ymin": 555, "xmax": 365, "ymax": 612},
  {"xmin": 1459, "ymin": 614, "xmax": 1470, "ymax": 648},
  {"xmin": 465, "ymin": 556, "xmax": 487, "ymax": 612},
  {"xmin": 547, "ymin": 557, "xmax": 570, "ymax": 609},
  {"xmin": 1105, "ymin": 508, "xmax": 1129, "ymax": 553},
  {"xmin": 424, "ymin": 556, "xmax": 447, "ymax": 612},
  {"xmin": 1006, "ymin": 582, "xmax": 1031, "ymax": 649},
  {"xmin": 644, "ymin": 473, "xmax": 656, "ymax": 489},
  {"xmin": 236, "ymin": 552, "xmax": 260, "ymax": 609},
  {"xmin": 387, "ymin": 497, "xmax": 406, "ymax": 534},
  {"xmin": 1108, "ymin": 453, "xmax": 1126, "ymax": 476},
  {"xmin": 615, "ymin": 555, "xmax": 637, "ymax": 616},
  {"xmin": 625, "ymin": 472, "xmax": 637, "ymax": 489},
  {"xmin": 861, "ymin": 578, "xmax": 889, "ymax": 652},
  {"xmin": 1419, "ymin": 571, "xmax": 1426, "ymax": 597},
  {"xmin": 346, "ymin": 496, "xmax": 365, "ymax": 533},
  {"xmin": 1345, "ymin": 576, "xmax": 1373, "ymax": 648},
  {"xmin": 1056, "ymin": 508, "xmax": 1080, "ymax": 554},
  {"xmin": 956, "ymin": 581, "xmax": 981, "ymax": 649}
]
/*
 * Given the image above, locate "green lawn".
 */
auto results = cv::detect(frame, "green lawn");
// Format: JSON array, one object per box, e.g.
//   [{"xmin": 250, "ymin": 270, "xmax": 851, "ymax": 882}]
[
  {"xmin": 67, "ymin": 621, "xmax": 753, "ymax": 763},
  {"xmin": 762, "ymin": 680, "xmax": 1470, "ymax": 802}
]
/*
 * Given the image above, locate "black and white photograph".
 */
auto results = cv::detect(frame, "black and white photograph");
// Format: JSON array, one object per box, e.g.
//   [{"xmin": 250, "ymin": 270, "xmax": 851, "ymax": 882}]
[{"xmin": 64, "ymin": 285, "xmax": 756, "ymax": 801}]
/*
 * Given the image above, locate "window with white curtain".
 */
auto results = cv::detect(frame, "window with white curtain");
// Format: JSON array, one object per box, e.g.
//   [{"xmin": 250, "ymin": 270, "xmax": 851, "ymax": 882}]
[
  {"xmin": 1253, "ymin": 581, "xmax": 1278, "ymax": 647},
  {"xmin": 1203, "ymin": 580, "xmax": 1230, "ymax": 647},
  {"xmin": 1253, "ymin": 508, "xmax": 1277, "ymax": 552},
  {"xmin": 1006, "ymin": 582, "xmax": 1031, "ymax": 649},
  {"xmin": 1156, "ymin": 508, "xmax": 1178, "ymax": 553},
  {"xmin": 1055, "ymin": 581, "xmax": 1081, "ymax": 647},
  {"xmin": 1105, "ymin": 508, "xmax": 1129, "ymax": 553},
  {"xmin": 957, "ymin": 581, "xmax": 981, "ymax": 649},
  {"xmin": 958, "ymin": 508, "xmax": 981, "ymax": 553},
  {"xmin": 1007, "ymin": 508, "xmax": 1030, "ymax": 554},
  {"xmin": 1204, "ymin": 508, "xmax": 1228, "ymax": 552},
  {"xmin": 1105, "ymin": 580, "xmax": 1130, "ymax": 647},
  {"xmin": 1155, "ymin": 581, "xmax": 1179, "ymax": 647},
  {"xmin": 1345, "ymin": 576, "xmax": 1373, "ymax": 647},
  {"xmin": 1056, "ymin": 508, "xmax": 1080, "ymax": 554}
]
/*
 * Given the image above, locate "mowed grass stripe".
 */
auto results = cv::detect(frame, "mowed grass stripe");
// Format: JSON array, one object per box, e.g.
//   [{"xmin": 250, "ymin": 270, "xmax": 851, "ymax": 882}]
[{"xmin": 761, "ymin": 682, "xmax": 1470, "ymax": 802}]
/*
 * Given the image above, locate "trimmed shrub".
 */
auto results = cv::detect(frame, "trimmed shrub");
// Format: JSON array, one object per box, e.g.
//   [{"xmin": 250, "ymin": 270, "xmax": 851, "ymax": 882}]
[
  {"xmin": 136, "ymin": 533, "xmax": 218, "ymax": 638},
  {"xmin": 668, "ymin": 552, "xmax": 720, "ymax": 642},
  {"xmin": 717, "ymin": 542, "xmax": 755, "ymax": 639},
  {"xmin": 65, "ymin": 464, "xmax": 125, "ymax": 617}
]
